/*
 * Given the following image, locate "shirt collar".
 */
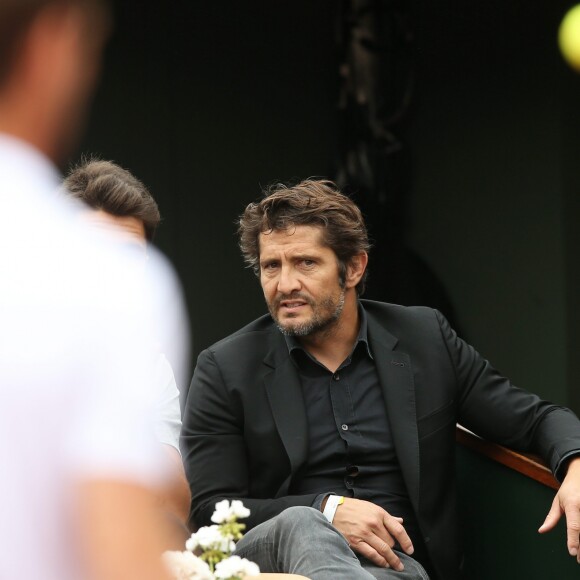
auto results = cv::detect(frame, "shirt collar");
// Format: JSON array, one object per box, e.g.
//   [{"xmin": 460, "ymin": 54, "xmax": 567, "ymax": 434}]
[{"xmin": 284, "ymin": 301, "xmax": 373, "ymax": 360}]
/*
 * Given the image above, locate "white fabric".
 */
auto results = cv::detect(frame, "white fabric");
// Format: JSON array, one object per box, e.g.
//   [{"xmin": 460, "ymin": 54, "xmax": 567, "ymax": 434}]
[
  {"xmin": 0, "ymin": 134, "xmax": 187, "ymax": 580},
  {"xmin": 154, "ymin": 354, "xmax": 182, "ymax": 452},
  {"xmin": 322, "ymin": 495, "xmax": 344, "ymax": 523}
]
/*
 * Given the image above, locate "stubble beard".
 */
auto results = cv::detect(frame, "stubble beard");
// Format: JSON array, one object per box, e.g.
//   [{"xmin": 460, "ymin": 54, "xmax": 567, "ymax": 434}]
[{"xmin": 271, "ymin": 290, "xmax": 346, "ymax": 338}]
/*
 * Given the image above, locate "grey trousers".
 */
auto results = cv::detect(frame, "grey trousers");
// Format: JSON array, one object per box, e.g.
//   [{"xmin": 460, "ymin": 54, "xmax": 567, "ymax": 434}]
[{"xmin": 234, "ymin": 506, "xmax": 430, "ymax": 580}]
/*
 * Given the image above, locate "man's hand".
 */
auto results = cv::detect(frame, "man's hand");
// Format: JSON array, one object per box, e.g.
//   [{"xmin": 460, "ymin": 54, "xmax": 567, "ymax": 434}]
[
  {"xmin": 538, "ymin": 457, "xmax": 580, "ymax": 562},
  {"xmin": 330, "ymin": 497, "xmax": 414, "ymax": 571}
]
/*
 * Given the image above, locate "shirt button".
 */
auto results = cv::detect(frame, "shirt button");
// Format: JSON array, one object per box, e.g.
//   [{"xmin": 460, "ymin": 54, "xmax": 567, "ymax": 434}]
[
  {"xmin": 345, "ymin": 476, "xmax": 354, "ymax": 487},
  {"xmin": 341, "ymin": 424, "xmax": 349, "ymax": 431},
  {"xmin": 347, "ymin": 465, "xmax": 359, "ymax": 477},
  {"xmin": 333, "ymin": 373, "xmax": 340, "ymax": 381}
]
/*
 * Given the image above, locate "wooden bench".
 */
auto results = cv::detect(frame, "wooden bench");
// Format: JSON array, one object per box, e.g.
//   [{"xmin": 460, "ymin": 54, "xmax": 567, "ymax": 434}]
[{"xmin": 456, "ymin": 424, "xmax": 558, "ymax": 489}]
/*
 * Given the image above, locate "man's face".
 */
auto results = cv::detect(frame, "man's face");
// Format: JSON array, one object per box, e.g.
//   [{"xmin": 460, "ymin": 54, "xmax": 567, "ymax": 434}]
[{"xmin": 259, "ymin": 225, "xmax": 346, "ymax": 337}]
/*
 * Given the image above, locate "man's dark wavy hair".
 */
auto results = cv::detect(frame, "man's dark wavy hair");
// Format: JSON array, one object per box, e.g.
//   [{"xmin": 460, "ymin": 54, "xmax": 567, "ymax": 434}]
[{"xmin": 238, "ymin": 179, "xmax": 371, "ymax": 295}]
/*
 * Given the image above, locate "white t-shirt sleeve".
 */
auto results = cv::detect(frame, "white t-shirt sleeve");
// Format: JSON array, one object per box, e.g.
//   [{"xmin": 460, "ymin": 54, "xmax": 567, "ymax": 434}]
[{"xmin": 153, "ymin": 355, "xmax": 182, "ymax": 452}]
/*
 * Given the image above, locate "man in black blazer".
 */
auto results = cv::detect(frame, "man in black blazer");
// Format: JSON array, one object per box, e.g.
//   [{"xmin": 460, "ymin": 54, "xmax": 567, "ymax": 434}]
[{"xmin": 182, "ymin": 179, "xmax": 580, "ymax": 580}]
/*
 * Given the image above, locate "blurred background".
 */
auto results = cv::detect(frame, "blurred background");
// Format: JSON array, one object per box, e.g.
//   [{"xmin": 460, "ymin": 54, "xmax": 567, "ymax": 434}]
[{"xmin": 78, "ymin": 0, "xmax": 580, "ymax": 412}]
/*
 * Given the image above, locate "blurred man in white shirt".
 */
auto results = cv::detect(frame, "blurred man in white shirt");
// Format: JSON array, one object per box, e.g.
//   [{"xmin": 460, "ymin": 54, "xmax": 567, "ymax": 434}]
[{"xmin": 0, "ymin": 1, "xmax": 188, "ymax": 579}]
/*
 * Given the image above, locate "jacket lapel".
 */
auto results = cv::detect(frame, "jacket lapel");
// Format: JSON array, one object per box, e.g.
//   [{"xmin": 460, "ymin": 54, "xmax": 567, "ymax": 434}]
[
  {"xmin": 367, "ymin": 314, "xmax": 421, "ymax": 512},
  {"xmin": 263, "ymin": 328, "xmax": 309, "ymax": 495}
]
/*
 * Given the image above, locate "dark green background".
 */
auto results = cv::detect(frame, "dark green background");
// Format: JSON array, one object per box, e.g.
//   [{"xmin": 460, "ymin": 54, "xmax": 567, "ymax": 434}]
[
  {"xmin": 79, "ymin": 0, "xmax": 580, "ymax": 414},
  {"xmin": 457, "ymin": 445, "xmax": 578, "ymax": 578}
]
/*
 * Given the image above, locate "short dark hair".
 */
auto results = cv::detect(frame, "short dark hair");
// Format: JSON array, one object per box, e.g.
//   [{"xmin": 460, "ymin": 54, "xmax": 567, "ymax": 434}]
[
  {"xmin": 0, "ymin": 0, "xmax": 106, "ymax": 89},
  {"xmin": 63, "ymin": 158, "xmax": 161, "ymax": 241},
  {"xmin": 238, "ymin": 179, "xmax": 371, "ymax": 294}
]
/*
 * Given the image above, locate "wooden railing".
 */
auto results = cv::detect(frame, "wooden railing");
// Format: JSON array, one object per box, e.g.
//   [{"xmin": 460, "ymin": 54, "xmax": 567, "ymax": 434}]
[{"xmin": 455, "ymin": 424, "xmax": 559, "ymax": 490}]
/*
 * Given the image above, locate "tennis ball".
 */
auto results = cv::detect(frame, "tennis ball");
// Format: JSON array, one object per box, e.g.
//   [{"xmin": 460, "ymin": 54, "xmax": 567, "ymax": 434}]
[{"xmin": 559, "ymin": 5, "xmax": 580, "ymax": 71}]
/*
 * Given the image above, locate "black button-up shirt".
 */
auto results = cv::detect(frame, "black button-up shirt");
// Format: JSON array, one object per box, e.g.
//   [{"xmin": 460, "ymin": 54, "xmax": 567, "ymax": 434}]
[{"xmin": 286, "ymin": 305, "xmax": 429, "ymax": 570}]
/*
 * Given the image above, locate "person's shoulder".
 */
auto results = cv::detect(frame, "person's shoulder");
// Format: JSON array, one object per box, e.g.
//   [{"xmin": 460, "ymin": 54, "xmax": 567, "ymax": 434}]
[
  {"xmin": 210, "ymin": 314, "xmax": 275, "ymax": 349},
  {"xmin": 361, "ymin": 299, "xmax": 439, "ymax": 323},
  {"xmin": 8, "ymin": 182, "xmax": 185, "ymax": 365},
  {"xmin": 361, "ymin": 300, "xmax": 445, "ymax": 343},
  {"xmin": 199, "ymin": 314, "xmax": 275, "ymax": 362}
]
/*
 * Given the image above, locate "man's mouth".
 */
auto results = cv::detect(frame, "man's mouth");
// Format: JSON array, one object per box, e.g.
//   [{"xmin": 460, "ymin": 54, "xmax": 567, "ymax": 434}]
[
  {"xmin": 279, "ymin": 300, "xmax": 307, "ymax": 312},
  {"xmin": 274, "ymin": 295, "xmax": 312, "ymax": 316}
]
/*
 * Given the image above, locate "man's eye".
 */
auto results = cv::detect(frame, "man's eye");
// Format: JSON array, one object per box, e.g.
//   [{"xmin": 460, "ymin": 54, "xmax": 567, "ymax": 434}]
[
  {"xmin": 302, "ymin": 259, "xmax": 315, "ymax": 267},
  {"xmin": 263, "ymin": 262, "xmax": 279, "ymax": 270}
]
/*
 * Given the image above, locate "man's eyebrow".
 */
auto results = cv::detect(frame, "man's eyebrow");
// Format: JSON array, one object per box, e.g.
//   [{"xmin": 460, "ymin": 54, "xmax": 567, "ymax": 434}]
[
  {"xmin": 292, "ymin": 252, "xmax": 320, "ymax": 260},
  {"xmin": 259, "ymin": 250, "xmax": 322, "ymax": 264}
]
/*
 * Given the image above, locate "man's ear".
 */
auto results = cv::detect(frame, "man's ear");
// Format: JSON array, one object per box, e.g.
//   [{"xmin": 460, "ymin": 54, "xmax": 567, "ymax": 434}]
[{"xmin": 345, "ymin": 252, "xmax": 368, "ymax": 289}]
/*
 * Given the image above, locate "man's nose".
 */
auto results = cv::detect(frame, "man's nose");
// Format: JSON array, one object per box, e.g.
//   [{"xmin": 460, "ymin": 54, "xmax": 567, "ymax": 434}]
[{"xmin": 277, "ymin": 266, "xmax": 301, "ymax": 294}]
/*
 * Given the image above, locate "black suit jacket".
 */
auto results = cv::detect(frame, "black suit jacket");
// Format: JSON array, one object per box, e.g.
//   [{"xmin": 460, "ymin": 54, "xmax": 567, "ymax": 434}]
[{"xmin": 182, "ymin": 301, "xmax": 580, "ymax": 580}]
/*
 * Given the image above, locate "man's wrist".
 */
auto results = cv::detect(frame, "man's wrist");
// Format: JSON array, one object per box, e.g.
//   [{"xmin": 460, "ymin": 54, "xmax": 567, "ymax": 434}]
[
  {"xmin": 322, "ymin": 495, "xmax": 344, "ymax": 523},
  {"xmin": 565, "ymin": 456, "xmax": 580, "ymax": 477},
  {"xmin": 555, "ymin": 451, "xmax": 580, "ymax": 482}
]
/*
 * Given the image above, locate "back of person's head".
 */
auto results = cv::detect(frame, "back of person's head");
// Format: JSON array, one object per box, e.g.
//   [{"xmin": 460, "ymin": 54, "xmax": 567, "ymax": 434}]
[
  {"xmin": 63, "ymin": 159, "xmax": 161, "ymax": 241},
  {"xmin": 238, "ymin": 178, "xmax": 371, "ymax": 294},
  {"xmin": 0, "ymin": 0, "xmax": 104, "ymax": 88},
  {"xmin": 0, "ymin": 0, "xmax": 110, "ymax": 165},
  {"xmin": 0, "ymin": 1, "xmax": 59, "ymax": 89}
]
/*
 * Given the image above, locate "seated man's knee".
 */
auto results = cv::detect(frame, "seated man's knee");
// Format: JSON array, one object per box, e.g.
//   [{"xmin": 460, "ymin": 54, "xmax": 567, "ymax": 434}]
[{"xmin": 274, "ymin": 506, "xmax": 327, "ymax": 535}]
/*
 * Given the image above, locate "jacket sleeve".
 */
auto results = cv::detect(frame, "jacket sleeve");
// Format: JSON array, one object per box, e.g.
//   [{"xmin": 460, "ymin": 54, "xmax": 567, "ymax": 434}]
[
  {"xmin": 180, "ymin": 348, "xmax": 319, "ymax": 530},
  {"xmin": 436, "ymin": 309, "xmax": 580, "ymax": 481}
]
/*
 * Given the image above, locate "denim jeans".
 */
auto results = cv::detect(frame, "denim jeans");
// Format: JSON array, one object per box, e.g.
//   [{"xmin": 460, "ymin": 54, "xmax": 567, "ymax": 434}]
[{"xmin": 234, "ymin": 506, "xmax": 430, "ymax": 580}]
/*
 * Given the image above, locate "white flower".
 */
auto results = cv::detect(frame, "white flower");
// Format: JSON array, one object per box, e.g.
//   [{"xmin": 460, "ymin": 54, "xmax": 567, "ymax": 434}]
[
  {"xmin": 211, "ymin": 499, "xmax": 232, "ymax": 524},
  {"xmin": 211, "ymin": 499, "xmax": 251, "ymax": 524},
  {"xmin": 214, "ymin": 555, "xmax": 260, "ymax": 579},
  {"xmin": 186, "ymin": 526, "xmax": 235, "ymax": 553},
  {"xmin": 229, "ymin": 500, "xmax": 251, "ymax": 519},
  {"xmin": 162, "ymin": 550, "xmax": 214, "ymax": 580},
  {"xmin": 185, "ymin": 534, "xmax": 198, "ymax": 552}
]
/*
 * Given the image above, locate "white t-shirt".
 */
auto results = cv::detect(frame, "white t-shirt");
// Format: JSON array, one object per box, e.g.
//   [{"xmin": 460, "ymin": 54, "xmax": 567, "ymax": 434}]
[
  {"xmin": 154, "ymin": 354, "xmax": 182, "ymax": 452},
  {"xmin": 0, "ymin": 134, "xmax": 188, "ymax": 580}
]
